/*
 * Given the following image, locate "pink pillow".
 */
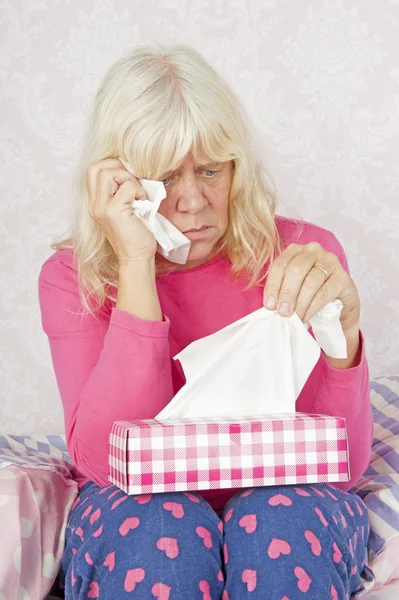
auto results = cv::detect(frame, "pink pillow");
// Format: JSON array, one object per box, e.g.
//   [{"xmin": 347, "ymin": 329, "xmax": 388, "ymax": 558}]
[{"xmin": 0, "ymin": 464, "xmax": 78, "ymax": 598}]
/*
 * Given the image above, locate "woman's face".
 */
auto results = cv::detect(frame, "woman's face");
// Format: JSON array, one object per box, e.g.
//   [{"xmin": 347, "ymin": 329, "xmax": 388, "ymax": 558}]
[{"xmin": 157, "ymin": 150, "xmax": 235, "ymax": 269}]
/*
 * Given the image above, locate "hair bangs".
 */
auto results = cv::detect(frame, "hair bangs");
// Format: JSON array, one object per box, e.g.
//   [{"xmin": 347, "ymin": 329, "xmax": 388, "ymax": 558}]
[{"xmin": 119, "ymin": 76, "xmax": 237, "ymax": 180}]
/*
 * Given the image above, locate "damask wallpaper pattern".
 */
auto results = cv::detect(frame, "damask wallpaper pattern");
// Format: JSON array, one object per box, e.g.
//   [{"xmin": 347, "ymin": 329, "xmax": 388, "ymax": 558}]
[{"xmin": 1, "ymin": 0, "xmax": 398, "ymax": 433}]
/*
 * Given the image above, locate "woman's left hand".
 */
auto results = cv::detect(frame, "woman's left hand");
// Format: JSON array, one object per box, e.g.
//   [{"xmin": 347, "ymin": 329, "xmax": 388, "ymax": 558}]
[{"xmin": 263, "ymin": 242, "xmax": 360, "ymax": 332}]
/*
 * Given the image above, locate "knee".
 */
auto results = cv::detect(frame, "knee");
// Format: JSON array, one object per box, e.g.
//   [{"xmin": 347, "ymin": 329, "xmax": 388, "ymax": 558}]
[
  {"xmin": 70, "ymin": 485, "xmax": 222, "ymax": 550},
  {"xmin": 222, "ymin": 484, "xmax": 314, "ymax": 525},
  {"xmin": 222, "ymin": 484, "xmax": 368, "ymax": 538}
]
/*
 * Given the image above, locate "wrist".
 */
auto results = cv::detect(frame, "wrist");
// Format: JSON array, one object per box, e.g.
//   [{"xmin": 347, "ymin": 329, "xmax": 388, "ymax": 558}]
[
  {"xmin": 116, "ymin": 257, "xmax": 162, "ymax": 321},
  {"xmin": 118, "ymin": 258, "xmax": 157, "ymax": 283},
  {"xmin": 119, "ymin": 256, "xmax": 156, "ymax": 270}
]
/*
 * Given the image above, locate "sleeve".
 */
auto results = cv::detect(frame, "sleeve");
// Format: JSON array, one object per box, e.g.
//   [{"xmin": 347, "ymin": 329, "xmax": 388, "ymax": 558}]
[
  {"xmin": 295, "ymin": 231, "xmax": 373, "ymax": 490},
  {"xmin": 38, "ymin": 252, "xmax": 174, "ymax": 486}
]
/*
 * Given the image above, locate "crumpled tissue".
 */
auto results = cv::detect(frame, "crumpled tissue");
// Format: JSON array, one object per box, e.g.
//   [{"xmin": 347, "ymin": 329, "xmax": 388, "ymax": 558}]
[
  {"xmin": 119, "ymin": 157, "xmax": 191, "ymax": 264},
  {"xmin": 156, "ymin": 299, "xmax": 347, "ymax": 421}
]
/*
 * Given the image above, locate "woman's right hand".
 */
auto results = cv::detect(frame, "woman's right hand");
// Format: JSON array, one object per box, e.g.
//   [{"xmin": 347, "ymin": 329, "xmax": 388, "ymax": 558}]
[{"xmin": 87, "ymin": 158, "xmax": 158, "ymax": 265}]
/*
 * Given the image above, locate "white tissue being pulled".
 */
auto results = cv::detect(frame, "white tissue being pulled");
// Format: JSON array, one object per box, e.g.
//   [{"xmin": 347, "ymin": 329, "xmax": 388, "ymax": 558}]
[
  {"xmin": 119, "ymin": 158, "xmax": 191, "ymax": 264},
  {"xmin": 155, "ymin": 300, "xmax": 347, "ymax": 421}
]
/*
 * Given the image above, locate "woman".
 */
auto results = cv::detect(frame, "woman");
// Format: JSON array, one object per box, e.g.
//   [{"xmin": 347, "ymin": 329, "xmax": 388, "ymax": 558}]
[{"xmin": 39, "ymin": 44, "xmax": 373, "ymax": 599}]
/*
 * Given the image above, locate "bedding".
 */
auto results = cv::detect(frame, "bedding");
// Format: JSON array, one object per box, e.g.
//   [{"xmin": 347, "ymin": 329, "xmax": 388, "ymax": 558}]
[
  {"xmin": 364, "ymin": 578, "xmax": 399, "ymax": 599},
  {"xmin": 1, "ymin": 375, "xmax": 399, "ymax": 599},
  {"xmin": 353, "ymin": 376, "xmax": 399, "ymax": 594},
  {"xmin": 0, "ymin": 434, "xmax": 78, "ymax": 600}
]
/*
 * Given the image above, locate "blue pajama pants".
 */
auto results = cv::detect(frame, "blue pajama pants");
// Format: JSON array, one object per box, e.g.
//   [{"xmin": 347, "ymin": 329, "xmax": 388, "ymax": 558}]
[{"xmin": 61, "ymin": 482, "xmax": 369, "ymax": 599}]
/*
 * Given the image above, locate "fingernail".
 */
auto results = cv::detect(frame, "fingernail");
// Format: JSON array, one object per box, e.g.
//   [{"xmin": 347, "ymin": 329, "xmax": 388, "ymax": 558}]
[
  {"xmin": 278, "ymin": 303, "xmax": 291, "ymax": 316},
  {"xmin": 265, "ymin": 296, "xmax": 276, "ymax": 309}
]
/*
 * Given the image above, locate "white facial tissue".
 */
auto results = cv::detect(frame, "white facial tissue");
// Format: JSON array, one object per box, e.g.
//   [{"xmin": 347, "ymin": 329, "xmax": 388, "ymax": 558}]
[
  {"xmin": 119, "ymin": 158, "xmax": 191, "ymax": 265},
  {"xmin": 155, "ymin": 300, "xmax": 347, "ymax": 421}
]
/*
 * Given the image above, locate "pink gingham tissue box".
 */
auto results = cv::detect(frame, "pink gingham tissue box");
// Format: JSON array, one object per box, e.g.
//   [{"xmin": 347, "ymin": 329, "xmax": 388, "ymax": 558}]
[{"xmin": 108, "ymin": 413, "xmax": 350, "ymax": 495}]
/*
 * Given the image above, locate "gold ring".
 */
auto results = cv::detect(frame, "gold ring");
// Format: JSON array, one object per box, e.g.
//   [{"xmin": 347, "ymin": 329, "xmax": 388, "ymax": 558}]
[{"xmin": 314, "ymin": 264, "xmax": 329, "ymax": 278}]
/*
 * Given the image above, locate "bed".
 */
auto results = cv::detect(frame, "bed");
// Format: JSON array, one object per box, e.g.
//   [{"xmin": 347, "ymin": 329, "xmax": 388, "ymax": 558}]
[
  {"xmin": 364, "ymin": 581, "xmax": 399, "ymax": 599},
  {"xmin": 1, "ymin": 376, "xmax": 399, "ymax": 599}
]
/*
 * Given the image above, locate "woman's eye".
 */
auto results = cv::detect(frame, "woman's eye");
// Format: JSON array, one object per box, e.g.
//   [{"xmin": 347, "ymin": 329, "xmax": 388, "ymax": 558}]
[{"xmin": 162, "ymin": 170, "xmax": 217, "ymax": 186}]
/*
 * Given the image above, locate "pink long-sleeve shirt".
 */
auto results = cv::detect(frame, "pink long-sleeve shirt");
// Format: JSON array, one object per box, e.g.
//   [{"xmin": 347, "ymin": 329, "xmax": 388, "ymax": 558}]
[{"xmin": 38, "ymin": 216, "xmax": 373, "ymax": 515}]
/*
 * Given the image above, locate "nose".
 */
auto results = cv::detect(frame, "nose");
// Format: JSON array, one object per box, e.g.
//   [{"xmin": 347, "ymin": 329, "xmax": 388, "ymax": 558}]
[{"xmin": 176, "ymin": 178, "xmax": 208, "ymax": 214}]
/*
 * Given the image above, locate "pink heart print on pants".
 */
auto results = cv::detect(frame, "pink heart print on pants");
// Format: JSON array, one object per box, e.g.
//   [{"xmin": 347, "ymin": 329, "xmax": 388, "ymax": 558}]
[{"xmin": 60, "ymin": 481, "xmax": 370, "ymax": 599}]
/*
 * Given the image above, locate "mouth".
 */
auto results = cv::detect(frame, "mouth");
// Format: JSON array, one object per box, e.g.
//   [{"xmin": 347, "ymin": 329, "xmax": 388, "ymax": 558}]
[
  {"xmin": 182, "ymin": 226, "xmax": 213, "ymax": 239},
  {"xmin": 183, "ymin": 226, "xmax": 210, "ymax": 233}
]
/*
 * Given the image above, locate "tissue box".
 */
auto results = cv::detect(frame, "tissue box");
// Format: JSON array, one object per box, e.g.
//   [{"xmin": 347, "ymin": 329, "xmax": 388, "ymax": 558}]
[{"xmin": 108, "ymin": 413, "xmax": 350, "ymax": 495}]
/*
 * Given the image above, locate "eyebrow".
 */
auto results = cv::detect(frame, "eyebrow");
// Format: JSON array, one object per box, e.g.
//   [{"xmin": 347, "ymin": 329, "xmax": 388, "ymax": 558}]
[{"xmin": 162, "ymin": 162, "xmax": 222, "ymax": 178}]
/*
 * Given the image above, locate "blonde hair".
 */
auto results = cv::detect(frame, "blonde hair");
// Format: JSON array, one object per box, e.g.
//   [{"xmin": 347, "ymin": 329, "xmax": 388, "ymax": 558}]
[{"xmin": 53, "ymin": 43, "xmax": 281, "ymax": 314}]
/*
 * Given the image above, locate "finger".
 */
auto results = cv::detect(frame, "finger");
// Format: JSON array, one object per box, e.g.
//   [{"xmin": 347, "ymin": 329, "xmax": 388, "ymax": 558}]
[
  {"xmin": 294, "ymin": 256, "xmax": 339, "ymax": 320},
  {"xmin": 275, "ymin": 243, "xmax": 326, "ymax": 316},
  {"xmin": 263, "ymin": 244, "xmax": 302, "ymax": 310},
  {"xmin": 92, "ymin": 169, "xmax": 143, "ymax": 220},
  {"xmin": 302, "ymin": 274, "xmax": 342, "ymax": 323},
  {"xmin": 97, "ymin": 180, "xmax": 148, "ymax": 224},
  {"xmin": 87, "ymin": 158, "xmax": 127, "ymax": 208},
  {"xmin": 113, "ymin": 179, "xmax": 147, "ymax": 205}
]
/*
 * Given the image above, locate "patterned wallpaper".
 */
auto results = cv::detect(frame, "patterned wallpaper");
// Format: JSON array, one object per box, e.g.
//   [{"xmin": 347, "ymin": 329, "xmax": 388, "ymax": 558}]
[{"xmin": 1, "ymin": 0, "xmax": 398, "ymax": 433}]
